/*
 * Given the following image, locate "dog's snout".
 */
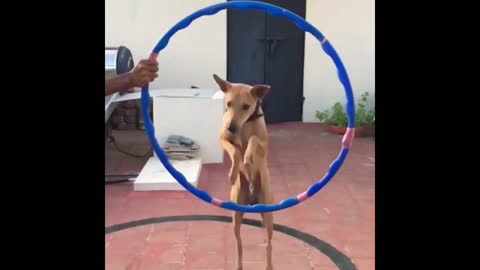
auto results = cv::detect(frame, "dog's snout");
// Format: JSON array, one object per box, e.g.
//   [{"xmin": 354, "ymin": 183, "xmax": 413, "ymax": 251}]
[{"xmin": 227, "ymin": 123, "xmax": 237, "ymax": 134}]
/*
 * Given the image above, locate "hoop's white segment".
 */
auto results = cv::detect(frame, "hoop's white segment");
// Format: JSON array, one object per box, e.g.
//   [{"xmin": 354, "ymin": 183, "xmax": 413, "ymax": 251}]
[{"xmin": 342, "ymin": 128, "xmax": 355, "ymax": 148}]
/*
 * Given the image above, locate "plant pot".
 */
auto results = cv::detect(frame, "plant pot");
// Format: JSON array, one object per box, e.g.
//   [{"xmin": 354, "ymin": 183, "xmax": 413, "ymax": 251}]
[
  {"xmin": 327, "ymin": 124, "xmax": 372, "ymax": 137},
  {"xmin": 328, "ymin": 125, "xmax": 347, "ymax": 135}
]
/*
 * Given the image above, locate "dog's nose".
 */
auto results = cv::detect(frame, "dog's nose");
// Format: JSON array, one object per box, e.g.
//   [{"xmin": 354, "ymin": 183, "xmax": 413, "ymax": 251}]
[{"xmin": 227, "ymin": 123, "xmax": 237, "ymax": 134}]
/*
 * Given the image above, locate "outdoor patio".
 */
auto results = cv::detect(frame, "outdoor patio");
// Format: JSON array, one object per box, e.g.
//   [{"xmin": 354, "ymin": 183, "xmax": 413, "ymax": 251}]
[{"xmin": 105, "ymin": 122, "xmax": 375, "ymax": 270}]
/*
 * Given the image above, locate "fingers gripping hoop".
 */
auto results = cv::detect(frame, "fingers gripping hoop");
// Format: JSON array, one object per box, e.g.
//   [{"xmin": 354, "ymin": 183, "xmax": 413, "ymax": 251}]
[{"xmin": 141, "ymin": 1, "xmax": 356, "ymax": 213}]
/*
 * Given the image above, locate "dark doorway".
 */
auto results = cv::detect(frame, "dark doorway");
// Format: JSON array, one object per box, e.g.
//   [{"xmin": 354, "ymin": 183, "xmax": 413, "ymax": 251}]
[{"xmin": 227, "ymin": 0, "xmax": 306, "ymax": 123}]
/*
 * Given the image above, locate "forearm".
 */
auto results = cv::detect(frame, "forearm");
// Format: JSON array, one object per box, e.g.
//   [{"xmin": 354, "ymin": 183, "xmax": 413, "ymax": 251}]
[
  {"xmin": 220, "ymin": 135, "xmax": 246, "ymax": 184},
  {"xmin": 105, "ymin": 72, "xmax": 134, "ymax": 96}
]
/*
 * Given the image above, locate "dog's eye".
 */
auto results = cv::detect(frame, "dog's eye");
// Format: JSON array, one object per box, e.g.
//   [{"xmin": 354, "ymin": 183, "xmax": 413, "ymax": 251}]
[
  {"xmin": 242, "ymin": 104, "xmax": 250, "ymax": 110},
  {"xmin": 227, "ymin": 101, "xmax": 232, "ymax": 108}
]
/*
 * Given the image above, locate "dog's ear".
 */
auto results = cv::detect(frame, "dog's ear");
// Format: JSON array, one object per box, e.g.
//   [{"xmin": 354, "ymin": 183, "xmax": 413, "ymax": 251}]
[
  {"xmin": 250, "ymin": 85, "xmax": 271, "ymax": 100},
  {"xmin": 213, "ymin": 74, "xmax": 231, "ymax": 93}
]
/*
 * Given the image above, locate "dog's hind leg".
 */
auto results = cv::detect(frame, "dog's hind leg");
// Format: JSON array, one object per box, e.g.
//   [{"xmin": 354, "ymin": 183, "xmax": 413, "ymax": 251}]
[
  {"xmin": 258, "ymin": 182, "xmax": 274, "ymax": 270},
  {"xmin": 233, "ymin": 211, "xmax": 244, "ymax": 270},
  {"xmin": 231, "ymin": 175, "xmax": 249, "ymax": 270}
]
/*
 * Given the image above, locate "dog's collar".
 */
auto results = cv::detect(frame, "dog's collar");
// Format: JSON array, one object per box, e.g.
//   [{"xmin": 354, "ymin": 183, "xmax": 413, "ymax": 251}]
[{"xmin": 246, "ymin": 100, "xmax": 264, "ymax": 122}]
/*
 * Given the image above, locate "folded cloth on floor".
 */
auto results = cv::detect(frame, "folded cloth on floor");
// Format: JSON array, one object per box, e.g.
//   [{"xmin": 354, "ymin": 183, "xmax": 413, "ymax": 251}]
[
  {"xmin": 166, "ymin": 152, "xmax": 198, "ymax": 160},
  {"xmin": 163, "ymin": 135, "xmax": 200, "ymax": 160},
  {"xmin": 163, "ymin": 144, "xmax": 200, "ymax": 151},
  {"xmin": 164, "ymin": 135, "xmax": 199, "ymax": 151}
]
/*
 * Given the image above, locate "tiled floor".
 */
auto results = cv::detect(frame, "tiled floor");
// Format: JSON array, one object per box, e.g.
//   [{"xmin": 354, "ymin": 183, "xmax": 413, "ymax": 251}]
[{"xmin": 105, "ymin": 122, "xmax": 375, "ymax": 270}]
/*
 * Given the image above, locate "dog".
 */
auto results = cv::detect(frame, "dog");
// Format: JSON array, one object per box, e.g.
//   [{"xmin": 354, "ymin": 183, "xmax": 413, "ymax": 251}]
[{"xmin": 214, "ymin": 74, "xmax": 274, "ymax": 270}]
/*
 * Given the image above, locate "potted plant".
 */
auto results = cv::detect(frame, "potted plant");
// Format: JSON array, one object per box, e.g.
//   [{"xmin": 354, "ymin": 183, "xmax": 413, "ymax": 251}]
[{"xmin": 315, "ymin": 92, "xmax": 375, "ymax": 137}]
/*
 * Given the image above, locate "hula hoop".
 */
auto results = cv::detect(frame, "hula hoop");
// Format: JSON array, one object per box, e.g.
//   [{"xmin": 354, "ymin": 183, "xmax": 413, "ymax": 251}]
[{"xmin": 141, "ymin": 1, "xmax": 356, "ymax": 213}]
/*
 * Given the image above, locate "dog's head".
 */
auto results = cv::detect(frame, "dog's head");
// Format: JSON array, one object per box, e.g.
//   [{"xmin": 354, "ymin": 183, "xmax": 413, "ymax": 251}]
[{"xmin": 213, "ymin": 74, "xmax": 270, "ymax": 135}]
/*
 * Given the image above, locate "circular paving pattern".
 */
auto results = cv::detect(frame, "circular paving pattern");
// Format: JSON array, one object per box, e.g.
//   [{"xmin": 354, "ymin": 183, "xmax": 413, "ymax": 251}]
[{"xmin": 105, "ymin": 215, "xmax": 356, "ymax": 270}]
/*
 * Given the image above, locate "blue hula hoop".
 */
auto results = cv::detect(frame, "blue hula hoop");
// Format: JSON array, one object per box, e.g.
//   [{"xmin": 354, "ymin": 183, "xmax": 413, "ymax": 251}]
[{"xmin": 141, "ymin": 1, "xmax": 356, "ymax": 213}]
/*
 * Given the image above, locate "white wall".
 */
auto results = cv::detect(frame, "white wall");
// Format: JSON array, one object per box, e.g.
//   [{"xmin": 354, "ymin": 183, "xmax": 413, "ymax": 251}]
[
  {"xmin": 106, "ymin": 0, "xmax": 374, "ymax": 122},
  {"xmin": 105, "ymin": 0, "xmax": 226, "ymax": 90},
  {"xmin": 303, "ymin": 0, "xmax": 375, "ymax": 122}
]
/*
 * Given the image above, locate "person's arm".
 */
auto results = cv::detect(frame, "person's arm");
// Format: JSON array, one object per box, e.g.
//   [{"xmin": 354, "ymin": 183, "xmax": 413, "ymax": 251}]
[
  {"xmin": 105, "ymin": 72, "xmax": 135, "ymax": 96},
  {"xmin": 105, "ymin": 59, "xmax": 159, "ymax": 96}
]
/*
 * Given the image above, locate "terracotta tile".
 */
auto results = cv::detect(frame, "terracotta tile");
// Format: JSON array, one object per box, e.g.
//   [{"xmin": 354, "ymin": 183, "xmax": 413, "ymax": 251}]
[
  {"xmin": 106, "ymin": 123, "xmax": 374, "ymax": 269},
  {"xmin": 225, "ymin": 260, "xmax": 265, "ymax": 270},
  {"xmin": 107, "ymin": 225, "xmax": 152, "ymax": 253},
  {"xmin": 272, "ymin": 254, "xmax": 313, "ymax": 270},
  {"xmin": 145, "ymin": 262, "xmax": 185, "ymax": 270},
  {"xmin": 187, "ymin": 236, "xmax": 224, "ymax": 253},
  {"xmin": 155, "ymin": 222, "xmax": 190, "ymax": 233},
  {"xmin": 149, "ymin": 230, "xmax": 188, "ymax": 245},
  {"xmin": 311, "ymin": 264, "xmax": 338, "ymax": 270},
  {"xmin": 343, "ymin": 239, "xmax": 375, "ymax": 259},
  {"xmin": 234, "ymin": 243, "xmax": 268, "ymax": 262},
  {"xmin": 142, "ymin": 242, "xmax": 185, "ymax": 263},
  {"xmin": 186, "ymin": 252, "xmax": 225, "ymax": 269},
  {"xmin": 352, "ymin": 258, "xmax": 375, "ymax": 270},
  {"xmin": 308, "ymin": 252, "xmax": 338, "ymax": 268}
]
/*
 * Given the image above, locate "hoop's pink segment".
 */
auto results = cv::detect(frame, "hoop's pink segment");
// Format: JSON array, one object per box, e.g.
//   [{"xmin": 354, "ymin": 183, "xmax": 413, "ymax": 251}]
[
  {"xmin": 149, "ymin": 52, "xmax": 159, "ymax": 60},
  {"xmin": 342, "ymin": 128, "xmax": 355, "ymax": 148},
  {"xmin": 211, "ymin": 198, "xmax": 222, "ymax": 207},
  {"xmin": 297, "ymin": 191, "xmax": 309, "ymax": 202}
]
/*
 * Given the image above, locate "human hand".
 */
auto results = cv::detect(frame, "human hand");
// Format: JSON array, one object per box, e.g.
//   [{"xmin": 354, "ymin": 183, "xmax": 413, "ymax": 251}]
[{"xmin": 129, "ymin": 59, "xmax": 159, "ymax": 87}]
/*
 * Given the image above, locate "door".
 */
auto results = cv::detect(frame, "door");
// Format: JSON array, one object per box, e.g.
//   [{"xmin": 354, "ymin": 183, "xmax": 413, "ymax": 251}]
[{"xmin": 227, "ymin": 0, "xmax": 306, "ymax": 123}]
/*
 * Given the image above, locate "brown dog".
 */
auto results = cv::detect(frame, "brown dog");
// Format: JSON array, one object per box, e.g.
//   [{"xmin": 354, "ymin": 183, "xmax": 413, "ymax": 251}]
[{"xmin": 214, "ymin": 74, "xmax": 274, "ymax": 270}]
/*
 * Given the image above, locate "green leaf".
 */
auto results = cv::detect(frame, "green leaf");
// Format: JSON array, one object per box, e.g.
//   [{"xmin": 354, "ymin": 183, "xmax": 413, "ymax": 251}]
[{"xmin": 314, "ymin": 91, "xmax": 374, "ymax": 127}]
